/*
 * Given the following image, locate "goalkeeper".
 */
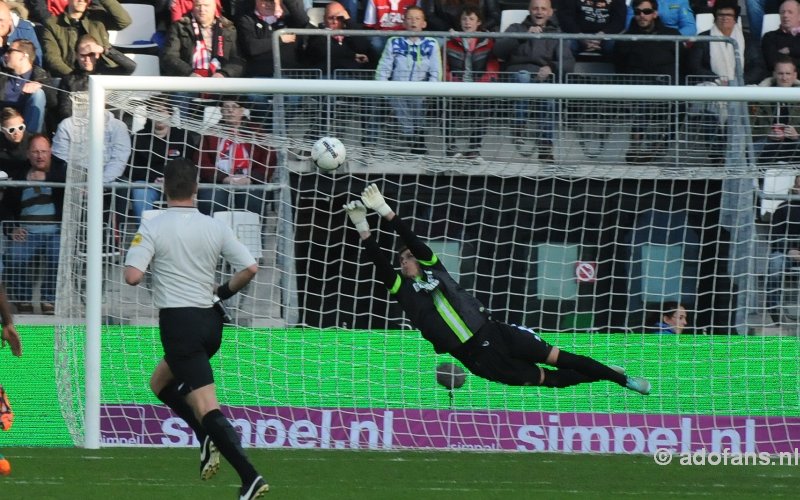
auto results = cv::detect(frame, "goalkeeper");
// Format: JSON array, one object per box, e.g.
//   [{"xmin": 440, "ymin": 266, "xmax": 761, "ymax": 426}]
[{"xmin": 345, "ymin": 184, "xmax": 651, "ymax": 395}]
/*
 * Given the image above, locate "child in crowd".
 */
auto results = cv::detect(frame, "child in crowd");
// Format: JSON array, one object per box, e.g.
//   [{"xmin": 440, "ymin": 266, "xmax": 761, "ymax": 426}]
[
  {"xmin": 444, "ymin": 6, "xmax": 499, "ymax": 161},
  {"xmin": 374, "ymin": 6, "xmax": 441, "ymax": 155}
]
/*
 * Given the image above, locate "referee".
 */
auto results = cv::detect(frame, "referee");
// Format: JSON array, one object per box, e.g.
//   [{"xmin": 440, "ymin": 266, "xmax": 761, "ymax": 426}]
[
  {"xmin": 344, "ymin": 184, "xmax": 652, "ymax": 395},
  {"xmin": 124, "ymin": 158, "xmax": 268, "ymax": 500}
]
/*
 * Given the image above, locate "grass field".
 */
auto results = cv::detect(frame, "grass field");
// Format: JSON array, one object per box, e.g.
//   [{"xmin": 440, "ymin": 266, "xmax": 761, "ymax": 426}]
[{"xmin": 0, "ymin": 447, "xmax": 797, "ymax": 499}]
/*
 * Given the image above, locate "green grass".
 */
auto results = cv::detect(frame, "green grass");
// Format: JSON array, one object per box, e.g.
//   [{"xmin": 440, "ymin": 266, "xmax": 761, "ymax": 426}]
[{"xmin": 0, "ymin": 447, "xmax": 797, "ymax": 499}]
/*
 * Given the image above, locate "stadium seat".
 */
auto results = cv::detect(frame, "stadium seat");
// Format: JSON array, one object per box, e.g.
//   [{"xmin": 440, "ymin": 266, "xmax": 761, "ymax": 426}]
[
  {"xmin": 762, "ymin": 13, "xmax": 780, "ymax": 38},
  {"xmin": 695, "ymin": 13, "xmax": 714, "ymax": 34},
  {"xmin": 500, "ymin": 9, "xmax": 528, "ymax": 32},
  {"xmin": 307, "ymin": 7, "xmax": 325, "ymax": 27},
  {"xmin": 108, "ymin": 4, "xmax": 158, "ymax": 51},
  {"xmin": 124, "ymin": 53, "xmax": 160, "ymax": 77},
  {"xmin": 760, "ymin": 169, "xmax": 796, "ymax": 220},
  {"xmin": 213, "ymin": 210, "xmax": 263, "ymax": 261}
]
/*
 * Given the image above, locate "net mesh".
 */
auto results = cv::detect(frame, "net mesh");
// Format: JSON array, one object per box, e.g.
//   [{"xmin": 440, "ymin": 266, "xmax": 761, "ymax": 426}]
[{"xmin": 45, "ymin": 77, "xmax": 800, "ymax": 452}]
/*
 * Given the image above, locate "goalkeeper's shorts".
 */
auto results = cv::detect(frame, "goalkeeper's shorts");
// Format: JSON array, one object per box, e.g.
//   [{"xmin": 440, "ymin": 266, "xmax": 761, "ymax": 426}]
[{"xmin": 0, "ymin": 385, "xmax": 13, "ymax": 431}]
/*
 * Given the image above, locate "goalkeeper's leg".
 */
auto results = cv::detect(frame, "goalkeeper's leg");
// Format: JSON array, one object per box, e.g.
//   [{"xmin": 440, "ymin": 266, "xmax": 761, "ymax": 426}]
[{"xmin": 544, "ymin": 348, "xmax": 651, "ymax": 395}]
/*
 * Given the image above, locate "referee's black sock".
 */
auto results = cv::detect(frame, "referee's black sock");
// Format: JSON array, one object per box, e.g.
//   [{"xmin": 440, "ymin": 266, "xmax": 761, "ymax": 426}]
[
  {"xmin": 157, "ymin": 383, "xmax": 207, "ymax": 443},
  {"xmin": 202, "ymin": 409, "xmax": 258, "ymax": 484},
  {"xmin": 554, "ymin": 350, "xmax": 627, "ymax": 386}
]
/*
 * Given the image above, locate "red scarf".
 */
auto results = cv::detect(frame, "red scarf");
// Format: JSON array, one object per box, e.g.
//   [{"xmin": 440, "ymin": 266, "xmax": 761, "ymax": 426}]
[
  {"xmin": 217, "ymin": 139, "xmax": 251, "ymax": 175},
  {"xmin": 191, "ymin": 16, "xmax": 224, "ymax": 76}
]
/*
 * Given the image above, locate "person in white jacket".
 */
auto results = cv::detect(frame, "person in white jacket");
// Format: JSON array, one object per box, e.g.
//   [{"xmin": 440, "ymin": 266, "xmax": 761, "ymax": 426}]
[
  {"xmin": 51, "ymin": 99, "xmax": 131, "ymax": 184},
  {"xmin": 373, "ymin": 6, "xmax": 441, "ymax": 155}
]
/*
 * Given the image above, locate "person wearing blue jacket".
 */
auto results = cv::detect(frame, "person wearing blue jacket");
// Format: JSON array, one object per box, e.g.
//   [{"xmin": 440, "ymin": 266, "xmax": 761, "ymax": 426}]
[{"xmin": 0, "ymin": 3, "xmax": 43, "ymax": 65}]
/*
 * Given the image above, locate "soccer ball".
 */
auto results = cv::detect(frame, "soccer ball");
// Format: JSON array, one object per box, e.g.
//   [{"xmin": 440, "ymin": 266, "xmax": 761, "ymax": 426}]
[
  {"xmin": 311, "ymin": 137, "xmax": 346, "ymax": 171},
  {"xmin": 436, "ymin": 362, "xmax": 467, "ymax": 390}
]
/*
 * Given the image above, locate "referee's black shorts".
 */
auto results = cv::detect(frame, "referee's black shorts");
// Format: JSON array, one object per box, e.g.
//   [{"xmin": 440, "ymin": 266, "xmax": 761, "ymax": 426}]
[
  {"xmin": 455, "ymin": 321, "xmax": 553, "ymax": 386},
  {"xmin": 159, "ymin": 307, "xmax": 223, "ymax": 391}
]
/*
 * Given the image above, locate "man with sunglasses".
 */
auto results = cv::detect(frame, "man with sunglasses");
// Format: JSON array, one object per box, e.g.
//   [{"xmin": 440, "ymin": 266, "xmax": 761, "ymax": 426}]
[
  {"xmin": 614, "ymin": 0, "xmax": 680, "ymax": 163},
  {"xmin": 624, "ymin": 0, "xmax": 696, "ymax": 36},
  {"xmin": 41, "ymin": 0, "xmax": 131, "ymax": 78},
  {"xmin": 0, "ymin": 39, "xmax": 54, "ymax": 134}
]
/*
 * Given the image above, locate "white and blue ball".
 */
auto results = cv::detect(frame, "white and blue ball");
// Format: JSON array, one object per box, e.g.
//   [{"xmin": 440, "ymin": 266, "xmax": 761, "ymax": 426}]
[{"xmin": 311, "ymin": 137, "xmax": 346, "ymax": 171}]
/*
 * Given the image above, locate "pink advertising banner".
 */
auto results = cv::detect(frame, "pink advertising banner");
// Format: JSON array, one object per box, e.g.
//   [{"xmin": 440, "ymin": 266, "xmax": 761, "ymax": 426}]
[{"xmin": 100, "ymin": 405, "xmax": 800, "ymax": 454}]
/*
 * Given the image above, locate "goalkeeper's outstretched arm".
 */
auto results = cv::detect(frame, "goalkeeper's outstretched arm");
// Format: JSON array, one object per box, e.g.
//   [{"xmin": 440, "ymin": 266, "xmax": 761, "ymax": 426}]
[
  {"xmin": 360, "ymin": 184, "xmax": 433, "ymax": 263},
  {"xmin": 343, "ymin": 200, "xmax": 398, "ymax": 289}
]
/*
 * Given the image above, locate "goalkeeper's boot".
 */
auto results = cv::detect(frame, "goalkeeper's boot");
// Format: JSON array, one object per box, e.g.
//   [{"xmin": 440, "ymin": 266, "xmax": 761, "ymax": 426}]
[
  {"xmin": 609, "ymin": 365, "xmax": 626, "ymax": 375},
  {"xmin": 625, "ymin": 376, "xmax": 652, "ymax": 395},
  {"xmin": 239, "ymin": 475, "xmax": 269, "ymax": 499},
  {"xmin": 200, "ymin": 435, "xmax": 220, "ymax": 480}
]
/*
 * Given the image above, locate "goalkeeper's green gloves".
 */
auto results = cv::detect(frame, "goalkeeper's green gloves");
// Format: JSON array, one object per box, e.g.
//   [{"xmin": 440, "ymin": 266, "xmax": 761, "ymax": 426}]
[
  {"xmin": 361, "ymin": 183, "xmax": 392, "ymax": 217},
  {"xmin": 344, "ymin": 200, "xmax": 369, "ymax": 232}
]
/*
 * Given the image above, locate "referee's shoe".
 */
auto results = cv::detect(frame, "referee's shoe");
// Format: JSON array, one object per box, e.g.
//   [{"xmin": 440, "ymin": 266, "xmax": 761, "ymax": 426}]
[
  {"xmin": 200, "ymin": 435, "xmax": 220, "ymax": 480},
  {"xmin": 240, "ymin": 475, "xmax": 269, "ymax": 499}
]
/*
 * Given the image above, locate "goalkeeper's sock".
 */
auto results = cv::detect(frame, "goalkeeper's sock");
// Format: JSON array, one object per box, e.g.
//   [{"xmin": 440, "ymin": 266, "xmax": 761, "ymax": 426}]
[
  {"xmin": 157, "ymin": 383, "xmax": 206, "ymax": 443},
  {"xmin": 540, "ymin": 368, "xmax": 593, "ymax": 388},
  {"xmin": 202, "ymin": 409, "xmax": 258, "ymax": 484},
  {"xmin": 553, "ymin": 350, "xmax": 628, "ymax": 386}
]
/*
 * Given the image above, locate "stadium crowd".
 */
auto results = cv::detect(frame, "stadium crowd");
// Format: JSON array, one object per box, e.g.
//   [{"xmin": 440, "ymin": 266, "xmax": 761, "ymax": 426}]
[{"xmin": 0, "ymin": 0, "xmax": 795, "ymax": 313}]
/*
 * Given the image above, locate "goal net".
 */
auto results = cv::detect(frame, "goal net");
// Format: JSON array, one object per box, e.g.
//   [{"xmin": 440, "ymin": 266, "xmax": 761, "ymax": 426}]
[{"xmin": 51, "ymin": 75, "xmax": 799, "ymax": 455}]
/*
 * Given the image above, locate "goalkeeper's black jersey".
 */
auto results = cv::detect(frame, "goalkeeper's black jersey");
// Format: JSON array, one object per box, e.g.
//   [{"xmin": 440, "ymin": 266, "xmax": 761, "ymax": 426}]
[{"xmin": 362, "ymin": 216, "xmax": 488, "ymax": 355}]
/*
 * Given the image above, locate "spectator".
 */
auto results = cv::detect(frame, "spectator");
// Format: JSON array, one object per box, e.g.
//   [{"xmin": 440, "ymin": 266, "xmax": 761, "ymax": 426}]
[
  {"xmin": 305, "ymin": 0, "xmax": 374, "ymax": 74},
  {"xmin": 51, "ymin": 96, "xmax": 131, "ymax": 184},
  {"xmin": 426, "ymin": 0, "xmax": 500, "ymax": 32},
  {"xmin": 493, "ymin": 0, "xmax": 573, "ymax": 162},
  {"xmin": 444, "ymin": 6, "xmax": 498, "ymax": 160},
  {"xmin": 127, "ymin": 98, "xmax": 200, "ymax": 222},
  {"xmin": 374, "ymin": 5, "xmax": 441, "ymax": 155},
  {"xmin": 687, "ymin": 0, "xmax": 752, "ymax": 83},
  {"xmin": 614, "ymin": 0, "xmax": 679, "ymax": 163},
  {"xmin": 746, "ymin": 0, "xmax": 781, "ymax": 45},
  {"xmin": 197, "ymin": 97, "xmax": 275, "ymax": 215},
  {"xmin": 25, "ymin": 0, "xmax": 68, "ymax": 24},
  {"xmin": 162, "ymin": 0, "xmax": 243, "ymax": 78},
  {"xmin": 615, "ymin": 0, "xmax": 681, "ymax": 76},
  {"xmin": 761, "ymin": 0, "xmax": 800, "ymax": 72},
  {"xmin": 41, "ymin": 0, "xmax": 131, "ymax": 78},
  {"xmin": 3, "ymin": 134, "xmax": 66, "ymax": 315},
  {"xmin": 646, "ymin": 301, "xmax": 688, "ymax": 333},
  {"xmin": 162, "ymin": 0, "xmax": 243, "ymax": 122},
  {"xmin": 766, "ymin": 175, "xmax": 800, "ymax": 323},
  {"xmin": 557, "ymin": 0, "xmax": 627, "ymax": 57},
  {"xmin": 0, "ymin": 39, "xmax": 55, "ymax": 134},
  {"xmin": 0, "ymin": 107, "xmax": 29, "ymax": 179},
  {"xmin": 749, "ymin": 56, "xmax": 800, "ymax": 165},
  {"xmin": 304, "ymin": 1, "xmax": 375, "ymax": 152},
  {"xmin": 625, "ymin": 0, "xmax": 696, "ymax": 35},
  {"xmin": 363, "ymin": 0, "xmax": 419, "ymax": 56},
  {"xmin": 0, "ymin": 1, "xmax": 42, "ymax": 65},
  {"xmin": 171, "ymin": 0, "xmax": 222, "ymax": 23},
  {"xmin": 236, "ymin": 0, "xmax": 308, "ymax": 78},
  {"xmin": 56, "ymin": 34, "xmax": 136, "ymax": 122}
]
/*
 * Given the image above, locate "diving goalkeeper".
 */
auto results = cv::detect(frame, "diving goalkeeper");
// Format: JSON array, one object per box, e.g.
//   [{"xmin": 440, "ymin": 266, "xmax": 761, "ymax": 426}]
[{"xmin": 344, "ymin": 184, "xmax": 652, "ymax": 395}]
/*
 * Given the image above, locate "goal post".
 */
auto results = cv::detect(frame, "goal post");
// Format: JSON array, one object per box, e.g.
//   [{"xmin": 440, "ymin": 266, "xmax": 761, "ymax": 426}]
[{"xmin": 68, "ymin": 74, "xmax": 800, "ymax": 452}]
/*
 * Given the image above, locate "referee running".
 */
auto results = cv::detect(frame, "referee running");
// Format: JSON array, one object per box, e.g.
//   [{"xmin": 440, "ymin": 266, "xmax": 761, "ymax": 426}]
[{"xmin": 124, "ymin": 158, "xmax": 268, "ymax": 499}]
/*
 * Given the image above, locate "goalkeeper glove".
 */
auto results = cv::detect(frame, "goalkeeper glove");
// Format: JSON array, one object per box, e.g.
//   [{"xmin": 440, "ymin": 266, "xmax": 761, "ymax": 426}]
[
  {"xmin": 361, "ymin": 183, "xmax": 392, "ymax": 217},
  {"xmin": 344, "ymin": 201, "xmax": 370, "ymax": 232}
]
